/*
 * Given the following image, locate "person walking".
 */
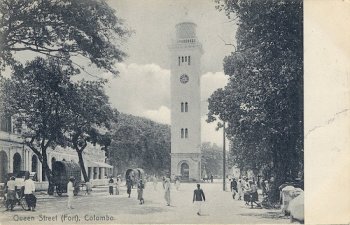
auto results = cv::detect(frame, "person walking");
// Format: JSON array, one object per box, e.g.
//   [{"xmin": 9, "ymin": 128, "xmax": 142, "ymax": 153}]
[
  {"xmin": 67, "ymin": 176, "xmax": 75, "ymax": 209},
  {"xmin": 249, "ymin": 180, "xmax": 261, "ymax": 208},
  {"xmin": 237, "ymin": 179, "xmax": 243, "ymax": 200},
  {"xmin": 115, "ymin": 176, "xmax": 121, "ymax": 195},
  {"xmin": 108, "ymin": 177, "xmax": 114, "ymax": 195},
  {"xmin": 164, "ymin": 177, "xmax": 171, "ymax": 206},
  {"xmin": 24, "ymin": 175, "xmax": 36, "ymax": 211},
  {"xmin": 243, "ymin": 177, "xmax": 251, "ymax": 205},
  {"xmin": 231, "ymin": 178, "xmax": 238, "ymax": 199},
  {"xmin": 175, "ymin": 176, "xmax": 181, "ymax": 191},
  {"xmin": 126, "ymin": 178, "xmax": 132, "ymax": 198},
  {"xmin": 193, "ymin": 184, "xmax": 206, "ymax": 216},
  {"xmin": 5, "ymin": 176, "xmax": 16, "ymax": 211},
  {"xmin": 137, "ymin": 180, "xmax": 145, "ymax": 204},
  {"xmin": 210, "ymin": 175, "xmax": 213, "ymax": 183}
]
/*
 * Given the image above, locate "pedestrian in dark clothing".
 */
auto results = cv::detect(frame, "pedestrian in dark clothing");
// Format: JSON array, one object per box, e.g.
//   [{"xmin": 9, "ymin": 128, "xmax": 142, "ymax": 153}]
[
  {"xmin": 193, "ymin": 184, "xmax": 205, "ymax": 215},
  {"xmin": 108, "ymin": 177, "xmax": 114, "ymax": 195},
  {"xmin": 137, "ymin": 180, "xmax": 145, "ymax": 204},
  {"xmin": 126, "ymin": 179, "xmax": 132, "ymax": 198},
  {"xmin": 210, "ymin": 175, "xmax": 213, "ymax": 183},
  {"xmin": 231, "ymin": 178, "xmax": 238, "ymax": 199}
]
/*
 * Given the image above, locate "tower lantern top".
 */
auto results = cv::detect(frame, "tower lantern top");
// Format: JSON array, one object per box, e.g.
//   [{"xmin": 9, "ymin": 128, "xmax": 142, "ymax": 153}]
[{"xmin": 175, "ymin": 22, "xmax": 197, "ymax": 40}]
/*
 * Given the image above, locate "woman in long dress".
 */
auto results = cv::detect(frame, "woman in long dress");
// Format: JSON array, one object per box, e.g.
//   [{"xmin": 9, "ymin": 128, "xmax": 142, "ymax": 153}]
[
  {"xmin": 126, "ymin": 178, "xmax": 132, "ymax": 198},
  {"xmin": 115, "ymin": 177, "xmax": 121, "ymax": 195},
  {"xmin": 164, "ymin": 178, "xmax": 171, "ymax": 206}
]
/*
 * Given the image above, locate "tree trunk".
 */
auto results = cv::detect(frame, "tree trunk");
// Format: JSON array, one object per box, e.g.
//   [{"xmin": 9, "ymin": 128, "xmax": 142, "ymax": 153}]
[{"xmin": 77, "ymin": 151, "xmax": 89, "ymax": 182}]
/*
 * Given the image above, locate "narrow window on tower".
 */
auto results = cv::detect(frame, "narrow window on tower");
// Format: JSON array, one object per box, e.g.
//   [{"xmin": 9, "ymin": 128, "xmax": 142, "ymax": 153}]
[
  {"xmin": 185, "ymin": 102, "xmax": 188, "ymax": 112},
  {"xmin": 182, "ymin": 56, "xmax": 184, "ymax": 62},
  {"xmin": 178, "ymin": 56, "xmax": 180, "ymax": 66},
  {"xmin": 181, "ymin": 128, "xmax": 184, "ymax": 139},
  {"xmin": 188, "ymin": 56, "xmax": 191, "ymax": 65},
  {"xmin": 181, "ymin": 102, "xmax": 184, "ymax": 112},
  {"xmin": 185, "ymin": 56, "xmax": 187, "ymax": 62},
  {"xmin": 185, "ymin": 128, "xmax": 188, "ymax": 138}
]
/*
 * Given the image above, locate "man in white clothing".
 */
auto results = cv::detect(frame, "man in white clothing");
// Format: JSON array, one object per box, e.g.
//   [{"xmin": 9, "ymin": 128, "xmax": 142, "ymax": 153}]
[
  {"xmin": 67, "ymin": 176, "xmax": 75, "ymax": 209},
  {"xmin": 24, "ymin": 175, "xmax": 36, "ymax": 211}
]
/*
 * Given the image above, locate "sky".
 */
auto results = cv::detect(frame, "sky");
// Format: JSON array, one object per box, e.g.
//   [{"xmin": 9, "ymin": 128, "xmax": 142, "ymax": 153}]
[{"xmin": 102, "ymin": 0, "xmax": 237, "ymax": 146}]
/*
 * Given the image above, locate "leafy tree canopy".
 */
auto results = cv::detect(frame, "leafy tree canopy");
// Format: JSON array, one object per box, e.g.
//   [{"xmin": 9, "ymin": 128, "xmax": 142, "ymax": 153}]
[
  {"xmin": 0, "ymin": 0, "xmax": 129, "ymax": 75},
  {"xmin": 209, "ymin": 0, "xmax": 303, "ymax": 202}
]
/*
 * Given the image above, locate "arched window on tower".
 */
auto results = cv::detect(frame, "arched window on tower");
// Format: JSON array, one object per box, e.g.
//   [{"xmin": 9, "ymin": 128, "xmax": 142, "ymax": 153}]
[
  {"xmin": 181, "ymin": 128, "xmax": 184, "ymax": 139},
  {"xmin": 181, "ymin": 102, "xmax": 184, "ymax": 112},
  {"xmin": 178, "ymin": 56, "xmax": 180, "ymax": 66},
  {"xmin": 185, "ymin": 128, "xmax": 188, "ymax": 138},
  {"xmin": 185, "ymin": 102, "xmax": 188, "ymax": 112},
  {"xmin": 182, "ymin": 56, "xmax": 184, "ymax": 62},
  {"xmin": 185, "ymin": 56, "xmax": 187, "ymax": 62},
  {"xmin": 188, "ymin": 56, "xmax": 191, "ymax": 65}
]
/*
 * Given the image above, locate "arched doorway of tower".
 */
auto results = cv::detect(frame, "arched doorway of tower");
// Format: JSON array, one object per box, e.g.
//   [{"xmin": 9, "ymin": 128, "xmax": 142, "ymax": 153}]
[
  {"xmin": 180, "ymin": 162, "xmax": 189, "ymax": 180},
  {"xmin": 13, "ymin": 153, "xmax": 21, "ymax": 175},
  {"xmin": 0, "ymin": 151, "xmax": 8, "ymax": 183},
  {"xmin": 32, "ymin": 155, "xmax": 38, "ymax": 173}
]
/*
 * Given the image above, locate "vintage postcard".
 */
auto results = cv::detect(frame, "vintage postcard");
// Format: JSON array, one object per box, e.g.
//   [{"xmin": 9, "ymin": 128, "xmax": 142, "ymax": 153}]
[{"xmin": 0, "ymin": 0, "xmax": 349, "ymax": 224}]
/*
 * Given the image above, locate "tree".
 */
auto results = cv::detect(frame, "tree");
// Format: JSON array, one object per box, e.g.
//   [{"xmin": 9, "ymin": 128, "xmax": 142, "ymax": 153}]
[
  {"xmin": 108, "ymin": 113, "xmax": 171, "ymax": 176},
  {"xmin": 1, "ymin": 57, "xmax": 76, "ymax": 184},
  {"xmin": 0, "ymin": 0, "xmax": 129, "ymax": 75},
  {"xmin": 65, "ymin": 79, "xmax": 116, "ymax": 182},
  {"xmin": 201, "ymin": 142, "xmax": 223, "ymax": 177},
  {"xmin": 209, "ymin": 0, "xmax": 303, "ymax": 202}
]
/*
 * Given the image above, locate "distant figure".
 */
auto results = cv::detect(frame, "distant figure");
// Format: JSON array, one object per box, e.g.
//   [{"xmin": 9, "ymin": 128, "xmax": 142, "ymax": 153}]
[
  {"xmin": 249, "ymin": 180, "xmax": 261, "ymax": 208},
  {"xmin": 243, "ymin": 177, "xmax": 250, "ymax": 205},
  {"xmin": 5, "ymin": 176, "xmax": 16, "ymax": 211},
  {"xmin": 210, "ymin": 174, "xmax": 213, "ymax": 183},
  {"xmin": 175, "ymin": 177, "xmax": 181, "ymax": 190},
  {"xmin": 152, "ymin": 175, "xmax": 158, "ymax": 190},
  {"xmin": 237, "ymin": 179, "xmax": 243, "ymax": 200},
  {"xmin": 24, "ymin": 176, "xmax": 36, "ymax": 211},
  {"xmin": 108, "ymin": 177, "xmax": 114, "ymax": 195},
  {"xmin": 162, "ymin": 176, "xmax": 166, "ymax": 189},
  {"xmin": 193, "ymin": 184, "xmax": 206, "ymax": 216},
  {"xmin": 115, "ymin": 177, "xmax": 121, "ymax": 195},
  {"xmin": 137, "ymin": 180, "xmax": 145, "ymax": 204},
  {"xmin": 67, "ymin": 176, "xmax": 75, "ymax": 209},
  {"xmin": 126, "ymin": 178, "xmax": 132, "ymax": 198},
  {"xmin": 164, "ymin": 178, "xmax": 171, "ymax": 206},
  {"xmin": 231, "ymin": 178, "xmax": 238, "ymax": 199}
]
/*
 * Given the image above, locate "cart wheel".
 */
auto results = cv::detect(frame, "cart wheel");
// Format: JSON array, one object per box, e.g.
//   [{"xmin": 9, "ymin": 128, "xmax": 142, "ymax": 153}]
[
  {"xmin": 20, "ymin": 198, "xmax": 29, "ymax": 210},
  {"xmin": 56, "ymin": 188, "xmax": 63, "ymax": 196}
]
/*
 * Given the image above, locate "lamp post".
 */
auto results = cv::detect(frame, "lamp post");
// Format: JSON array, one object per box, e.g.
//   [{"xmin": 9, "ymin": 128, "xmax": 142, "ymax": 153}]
[{"xmin": 223, "ymin": 121, "xmax": 226, "ymax": 191}]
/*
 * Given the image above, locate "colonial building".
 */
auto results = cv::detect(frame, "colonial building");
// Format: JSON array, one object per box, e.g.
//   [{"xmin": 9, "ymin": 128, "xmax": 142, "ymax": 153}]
[
  {"xmin": 0, "ymin": 116, "xmax": 112, "ymax": 185},
  {"xmin": 168, "ymin": 21, "xmax": 203, "ymax": 181}
]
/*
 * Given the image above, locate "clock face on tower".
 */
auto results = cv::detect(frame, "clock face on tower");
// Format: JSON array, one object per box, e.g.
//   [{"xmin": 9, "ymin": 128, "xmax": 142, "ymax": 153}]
[{"xmin": 180, "ymin": 74, "xmax": 189, "ymax": 84}]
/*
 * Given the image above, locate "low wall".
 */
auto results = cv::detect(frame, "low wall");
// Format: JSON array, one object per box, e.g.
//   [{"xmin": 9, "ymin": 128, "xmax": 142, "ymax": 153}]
[
  {"xmin": 91, "ymin": 179, "xmax": 108, "ymax": 187},
  {"xmin": 35, "ymin": 181, "xmax": 49, "ymax": 191}
]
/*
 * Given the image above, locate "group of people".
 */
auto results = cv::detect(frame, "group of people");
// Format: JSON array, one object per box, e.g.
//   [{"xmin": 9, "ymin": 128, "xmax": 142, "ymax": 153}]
[
  {"xmin": 230, "ymin": 177, "xmax": 262, "ymax": 208},
  {"xmin": 108, "ymin": 176, "xmax": 122, "ymax": 196},
  {"xmin": 4, "ymin": 174, "xmax": 36, "ymax": 211}
]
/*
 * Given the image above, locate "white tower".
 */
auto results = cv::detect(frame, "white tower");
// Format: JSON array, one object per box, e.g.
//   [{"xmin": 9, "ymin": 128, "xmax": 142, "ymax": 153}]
[{"xmin": 169, "ymin": 21, "xmax": 203, "ymax": 181}]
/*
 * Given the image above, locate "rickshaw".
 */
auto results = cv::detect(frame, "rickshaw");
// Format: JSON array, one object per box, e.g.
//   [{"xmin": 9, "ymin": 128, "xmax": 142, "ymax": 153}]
[
  {"xmin": 52, "ymin": 161, "xmax": 81, "ymax": 196},
  {"xmin": 125, "ymin": 168, "xmax": 145, "ymax": 187}
]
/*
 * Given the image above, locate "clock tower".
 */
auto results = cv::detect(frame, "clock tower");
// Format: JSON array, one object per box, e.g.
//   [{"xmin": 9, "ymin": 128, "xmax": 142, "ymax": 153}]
[{"xmin": 168, "ymin": 21, "xmax": 203, "ymax": 181}]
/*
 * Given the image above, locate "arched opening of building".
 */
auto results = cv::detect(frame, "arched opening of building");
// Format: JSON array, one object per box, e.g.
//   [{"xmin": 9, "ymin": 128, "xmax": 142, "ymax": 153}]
[
  {"xmin": 0, "ymin": 151, "xmax": 8, "ymax": 183},
  {"xmin": 31, "ymin": 155, "xmax": 38, "ymax": 173},
  {"xmin": 13, "ymin": 153, "xmax": 21, "ymax": 175},
  {"xmin": 180, "ymin": 162, "xmax": 189, "ymax": 180}
]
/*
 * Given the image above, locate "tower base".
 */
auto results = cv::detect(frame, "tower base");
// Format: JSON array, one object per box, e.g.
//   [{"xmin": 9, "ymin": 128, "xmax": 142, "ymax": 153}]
[{"xmin": 171, "ymin": 153, "xmax": 201, "ymax": 181}]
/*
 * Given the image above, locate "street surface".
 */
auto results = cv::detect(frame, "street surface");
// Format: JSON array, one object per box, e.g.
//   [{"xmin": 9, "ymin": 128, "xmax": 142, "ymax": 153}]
[{"xmin": 0, "ymin": 182, "xmax": 289, "ymax": 224}]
